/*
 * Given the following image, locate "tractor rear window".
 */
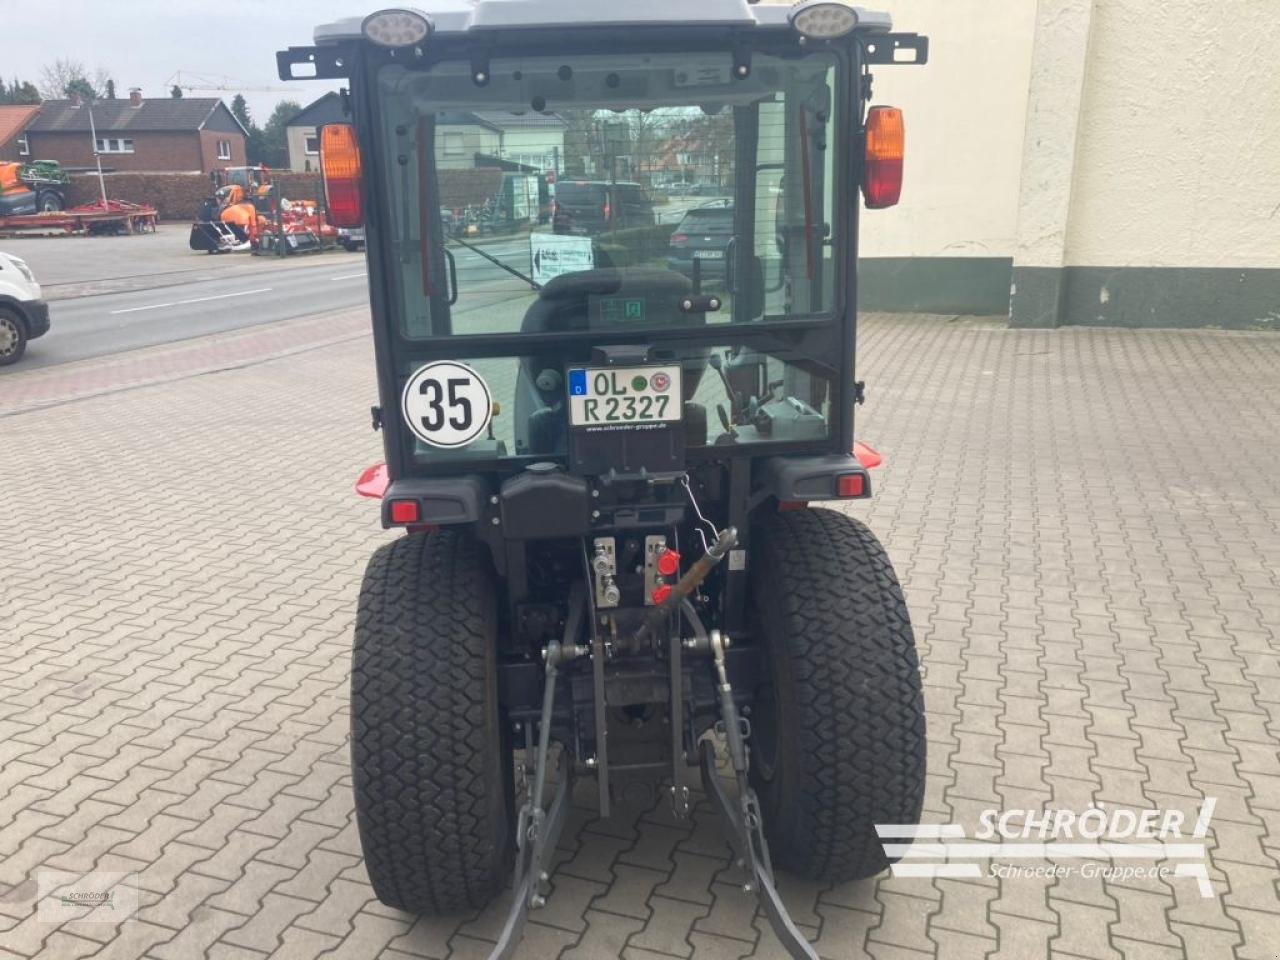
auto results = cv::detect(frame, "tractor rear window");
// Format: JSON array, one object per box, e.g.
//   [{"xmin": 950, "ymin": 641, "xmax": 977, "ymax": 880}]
[
  {"xmin": 554, "ymin": 183, "xmax": 608, "ymax": 205},
  {"xmin": 372, "ymin": 49, "xmax": 843, "ymax": 340},
  {"xmin": 395, "ymin": 343, "xmax": 835, "ymax": 465}
]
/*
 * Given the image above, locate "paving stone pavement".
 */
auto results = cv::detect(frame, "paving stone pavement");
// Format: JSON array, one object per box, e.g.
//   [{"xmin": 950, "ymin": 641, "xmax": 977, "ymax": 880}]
[{"xmin": 1, "ymin": 312, "xmax": 1279, "ymax": 960}]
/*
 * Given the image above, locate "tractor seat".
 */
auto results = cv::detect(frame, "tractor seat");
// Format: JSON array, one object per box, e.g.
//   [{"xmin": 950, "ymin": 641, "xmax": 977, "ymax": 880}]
[{"xmin": 521, "ymin": 268, "xmax": 695, "ymax": 333}]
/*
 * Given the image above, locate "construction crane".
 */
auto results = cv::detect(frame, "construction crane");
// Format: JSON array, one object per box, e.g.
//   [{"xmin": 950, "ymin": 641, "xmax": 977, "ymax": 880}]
[{"xmin": 166, "ymin": 71, "xmax": 291, "ymax": 94}]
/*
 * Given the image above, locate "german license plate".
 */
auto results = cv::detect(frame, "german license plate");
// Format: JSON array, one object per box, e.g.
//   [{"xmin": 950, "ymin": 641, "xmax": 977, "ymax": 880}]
[
  {"xmin": 568, "ymin": 366, "xmax": 683, "ymax": 427},
  {"xmin": 694, "ymin": 249, "xmax": 724, "ymax": 259}
]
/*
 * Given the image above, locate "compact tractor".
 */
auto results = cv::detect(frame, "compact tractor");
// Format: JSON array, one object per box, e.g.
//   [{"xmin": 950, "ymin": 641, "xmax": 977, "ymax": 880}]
[{"xmin": 279, "ymin": 4, "xmax": 927, "ymax": 957}]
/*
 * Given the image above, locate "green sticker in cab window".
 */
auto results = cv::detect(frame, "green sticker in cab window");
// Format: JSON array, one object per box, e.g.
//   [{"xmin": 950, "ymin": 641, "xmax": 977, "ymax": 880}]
[{"xmin": 600, "ymin": 298, "xmax": 646, "ymax": 323}]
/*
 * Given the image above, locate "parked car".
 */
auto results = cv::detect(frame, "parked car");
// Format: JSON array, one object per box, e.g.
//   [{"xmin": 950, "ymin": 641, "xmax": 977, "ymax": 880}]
[
  {"xmin": 667, "ymin": 202, "xmax": 734, "ymax": 283},
  {"xmin": 552, "ymin": 180, "xmax": 655, "ymax": 236},
  {"xmin": 0, "ymin": 251, "xmax": 50, "ymax": 366},
  {"xmin": 338, "ymin": 227, "xmax": 366, "ymax": 251}
]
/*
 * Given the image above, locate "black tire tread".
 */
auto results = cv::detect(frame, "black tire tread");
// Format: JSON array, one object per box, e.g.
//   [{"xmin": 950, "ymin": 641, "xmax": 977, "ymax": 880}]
[
  {"xmin": 751, "ymin": 508, "xmax": 925, "ymax": 882},
  {"xmin": 0, "ymin": 308, "xmax": 27, "ymax": 366},
  {"xmin": 351, "ymin": 531, "xmax": 509, "ymax": 914}
]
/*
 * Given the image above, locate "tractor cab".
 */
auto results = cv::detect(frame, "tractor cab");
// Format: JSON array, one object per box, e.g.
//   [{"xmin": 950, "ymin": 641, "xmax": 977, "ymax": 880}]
[{"xmin": 280, "ymin": 5, "xmax": 926, "ymax": 957}]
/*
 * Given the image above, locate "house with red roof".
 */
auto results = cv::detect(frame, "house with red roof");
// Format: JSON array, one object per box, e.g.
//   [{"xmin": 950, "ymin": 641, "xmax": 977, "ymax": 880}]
[{"xmin": 0, "ymin": 105, "xmax": 40, "ymax": 162}]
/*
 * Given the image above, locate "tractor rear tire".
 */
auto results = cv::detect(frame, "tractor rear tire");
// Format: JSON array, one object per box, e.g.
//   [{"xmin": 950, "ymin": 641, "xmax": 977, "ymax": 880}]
[
  {"xmin": 351, "ymin": 530, "xmax": 514, "ymax": 914},
  {"xmin": 748, "ymin": 507, "xmax": 926, "ymax": 882}
]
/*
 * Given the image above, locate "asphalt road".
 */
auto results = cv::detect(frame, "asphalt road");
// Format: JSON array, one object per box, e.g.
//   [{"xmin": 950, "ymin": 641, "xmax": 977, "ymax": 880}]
[
  {"xmin": 17, "ymin": 257, "xmax": 374, "ymax": 370},
  {"xmin": 7, "ymin": 202, "xmax": 707, "ymax": 371}
]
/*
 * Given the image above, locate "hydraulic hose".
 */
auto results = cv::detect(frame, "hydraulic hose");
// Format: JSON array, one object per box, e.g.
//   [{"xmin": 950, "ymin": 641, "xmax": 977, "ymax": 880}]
[{"xmin": 632, "ymin": 527, "xmax": 737, "ymax": 647}]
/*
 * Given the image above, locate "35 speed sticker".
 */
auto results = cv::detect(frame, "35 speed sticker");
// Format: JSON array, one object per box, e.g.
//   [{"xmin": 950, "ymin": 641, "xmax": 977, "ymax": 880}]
[{"xmin": 401, "ymin": 361, "xmax": 493, "ymax": 449}]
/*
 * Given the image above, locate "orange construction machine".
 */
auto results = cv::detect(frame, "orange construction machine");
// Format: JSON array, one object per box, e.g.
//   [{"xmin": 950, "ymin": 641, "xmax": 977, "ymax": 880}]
[{"xmin": 189, "ymin": 164, "xmax": 337, "ymax": 254}]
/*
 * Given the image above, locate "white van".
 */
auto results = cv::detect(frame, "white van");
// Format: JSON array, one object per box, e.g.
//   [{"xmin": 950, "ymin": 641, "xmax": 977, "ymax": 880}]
[{"xmin": 0, "ymin": 252, "xmax": 50, "ymax": 365}]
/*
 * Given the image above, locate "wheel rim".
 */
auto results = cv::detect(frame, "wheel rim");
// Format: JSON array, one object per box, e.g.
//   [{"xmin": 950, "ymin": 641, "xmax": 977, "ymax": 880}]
[{"xmin": 0, "ymin": 317, "xmax": 18, "ymax": 358}]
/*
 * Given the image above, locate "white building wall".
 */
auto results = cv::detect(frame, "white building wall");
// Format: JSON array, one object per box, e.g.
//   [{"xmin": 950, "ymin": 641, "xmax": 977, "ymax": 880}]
[
  {"xmin": 497, "ymin": 128, "xmax": 566, "ymax": 170},
  {"xmin": 1066, "ymin": 0, "xmax": 1280, "ymax": 269},
  {"xmin": 285, "ymin": 126, "xmax": 320, "ymax": 173},
  {"xmin": 837, "ymin": 0, "xmax": 1039, "ymax": 261}
]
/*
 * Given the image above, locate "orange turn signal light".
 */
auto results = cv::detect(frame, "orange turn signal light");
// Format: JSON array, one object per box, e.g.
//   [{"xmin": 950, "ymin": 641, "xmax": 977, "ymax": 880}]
[
  {"xmin": 864, "ymin": 106, "xmax": 904, "ymax": 209},
  {"xmin": 320, "ymin": 122, "xmax": 364, "ymax": 227}
]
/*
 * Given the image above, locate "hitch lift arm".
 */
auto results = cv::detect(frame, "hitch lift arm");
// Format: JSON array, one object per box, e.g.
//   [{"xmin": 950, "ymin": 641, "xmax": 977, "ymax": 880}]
[
  {"xmin": 698, "ymin": 630, "xmax": 820, "ymax": 960},
  {"xmin": 490, "ymin": 582, "xmax": 588, "ymax": 960}
]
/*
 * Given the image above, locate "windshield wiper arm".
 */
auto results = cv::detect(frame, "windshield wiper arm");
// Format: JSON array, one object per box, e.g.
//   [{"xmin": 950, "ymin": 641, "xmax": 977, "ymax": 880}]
[{"xmin": 447, "ymin": 234, "xmax": 542, "ymax": 292}]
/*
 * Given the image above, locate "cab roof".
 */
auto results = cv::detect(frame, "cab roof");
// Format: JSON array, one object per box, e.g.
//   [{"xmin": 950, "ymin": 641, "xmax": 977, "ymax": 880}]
[{"xmin": 314, "ymin": 1, "xmax": 892, "ymax": 42}]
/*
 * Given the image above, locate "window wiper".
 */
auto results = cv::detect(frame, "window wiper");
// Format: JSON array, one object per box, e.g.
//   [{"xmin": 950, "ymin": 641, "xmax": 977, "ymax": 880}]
[
  {"xmin": 447, "ymin": 233, "xmax": 542, "ymax": 292},
  {"xmin": 413, "ymin": 115, "xmax": 540, "ymax": 297}
]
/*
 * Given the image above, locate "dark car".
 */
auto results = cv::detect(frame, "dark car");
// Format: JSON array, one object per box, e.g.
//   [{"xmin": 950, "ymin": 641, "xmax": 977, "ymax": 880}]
[
  {"xmin": 667, "ymin": 202, "xmax": 734, "ymax": 282},
  {"xmin": 552, "ymin": 180, "xmax": 655, "ymax": 236}
]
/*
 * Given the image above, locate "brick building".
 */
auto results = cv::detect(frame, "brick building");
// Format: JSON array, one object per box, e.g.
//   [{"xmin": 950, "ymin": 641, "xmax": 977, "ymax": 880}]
[
  {"xmin": 0, "ymin": 105, "xmax": 40, "ymax": 162},
  {"xmin": 19, "ymin": 90, "xmax": 247, "ymax": 174}
]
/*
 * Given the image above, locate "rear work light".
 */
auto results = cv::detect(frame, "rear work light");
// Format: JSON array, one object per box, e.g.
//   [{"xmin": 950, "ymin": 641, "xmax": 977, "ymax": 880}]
[
  {"xmin": 320, "ymin": 123, "xmax": 363, "ymax": 227},
  {"xmin": 863, "ymin": 106, "xmax": 905, "ymax": 209},
  {"xmin": 361, "ymin": 8, "xmax": 432, "ymax": 48},
  {"xmin": 789, "ymin": 0, "xmax": 859, "ymax": 40}
]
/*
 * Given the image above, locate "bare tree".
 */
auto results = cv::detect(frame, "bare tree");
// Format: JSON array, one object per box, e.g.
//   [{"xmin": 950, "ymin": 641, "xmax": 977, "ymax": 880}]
[
  {"xmin": 39, "ymin": 58, "xmax": 88, "ymax": 99},
  {"xmin": 38, "ymin": 58, "xmax": 115, "ymax": 100}
]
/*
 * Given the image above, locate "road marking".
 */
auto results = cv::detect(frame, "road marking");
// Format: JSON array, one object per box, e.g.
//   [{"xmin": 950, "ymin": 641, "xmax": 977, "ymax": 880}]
[
  {"xmin": 330, "ymin": 272, "xmax": 367, "ymax": 281},
  {"xmin": 110, "ymin": 302, "xmax": 176, "ymax": 315},
  {"xmin": 109, "ymin": 287, "xmax": 273, "ymax": 315},
  {"xmin": 176, "ymin": 287, "xmax": 273, "ymax": 306}
]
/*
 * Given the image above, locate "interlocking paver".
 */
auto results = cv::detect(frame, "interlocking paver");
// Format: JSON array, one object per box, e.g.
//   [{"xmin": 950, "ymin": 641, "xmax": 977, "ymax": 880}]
[{"xmin": 4, "ymin": 313, "xmax": 1280, "ymax": 958}]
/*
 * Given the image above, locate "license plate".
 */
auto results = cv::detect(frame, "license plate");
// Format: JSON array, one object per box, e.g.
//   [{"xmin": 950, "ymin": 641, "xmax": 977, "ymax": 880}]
[
  {"xmin": 568, "ymin": 366, "xmax": 683, "ymax": 427},
  {"xmin": 694, "ymin": 249, "xmax": 724, "ymax": 259}
]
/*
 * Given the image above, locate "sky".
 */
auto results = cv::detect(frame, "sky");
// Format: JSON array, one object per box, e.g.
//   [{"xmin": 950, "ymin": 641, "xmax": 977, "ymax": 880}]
[{"xmin": 5, "ymin": 1, "xmax": 385, "ymax": 123}]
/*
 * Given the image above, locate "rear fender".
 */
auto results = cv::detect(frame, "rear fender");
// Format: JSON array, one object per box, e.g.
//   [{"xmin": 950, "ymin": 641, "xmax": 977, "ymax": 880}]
[{"xmin": 355, "ymin": 463, "xmax": 490, "ymax": 530}]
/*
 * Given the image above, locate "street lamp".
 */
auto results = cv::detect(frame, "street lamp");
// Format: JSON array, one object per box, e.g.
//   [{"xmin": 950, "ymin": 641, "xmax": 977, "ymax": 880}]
[{"xmin": 81, "ymin": 95, "xmax": 109, "ymax": 207}]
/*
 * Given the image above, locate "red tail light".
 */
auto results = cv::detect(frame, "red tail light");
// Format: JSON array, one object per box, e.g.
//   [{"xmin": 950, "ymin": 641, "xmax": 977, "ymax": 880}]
[
  {"xmin": 670, "ymin": 233, "xmax": 688, "ymax": 247},
  {"xmin": 837, "ymin": 474, "xmax": 867, "ymax": 498},
  {"xmin": 388, "ymin": 499, "xmax": 420, "ymax": 524},
  {"xmin": 320, "ymin": 123, "xmax": 363, "ymax": 227},
  {"xmin": 863, "ymin": 106, "xmax": 904, "ymax": 209},
  {"xmin": 603, "ymin": 198, "xmax": 612, "ymax": 221}
]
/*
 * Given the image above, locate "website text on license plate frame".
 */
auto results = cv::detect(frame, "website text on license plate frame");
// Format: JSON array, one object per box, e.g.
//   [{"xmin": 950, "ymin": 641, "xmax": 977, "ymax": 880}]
[{"xmin": 568, "ymin": 366, "xmax": 683, "ymax": 427}]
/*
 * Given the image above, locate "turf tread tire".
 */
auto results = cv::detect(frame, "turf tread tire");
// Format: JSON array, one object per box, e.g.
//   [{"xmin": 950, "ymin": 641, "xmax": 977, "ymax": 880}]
[
  {"xmin": 351, "ymin": 531, "xmax": 512, "ymax": 914},
  {"xmin": 749, "ymin": 508, "xmax": 925, "ymax": 882}
]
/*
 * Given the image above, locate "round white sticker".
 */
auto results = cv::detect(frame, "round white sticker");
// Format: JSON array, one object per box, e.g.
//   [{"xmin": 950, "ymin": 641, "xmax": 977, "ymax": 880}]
[{"xmin": 401, "ymin": 361, "xmax": 493, "ymax": 449}]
